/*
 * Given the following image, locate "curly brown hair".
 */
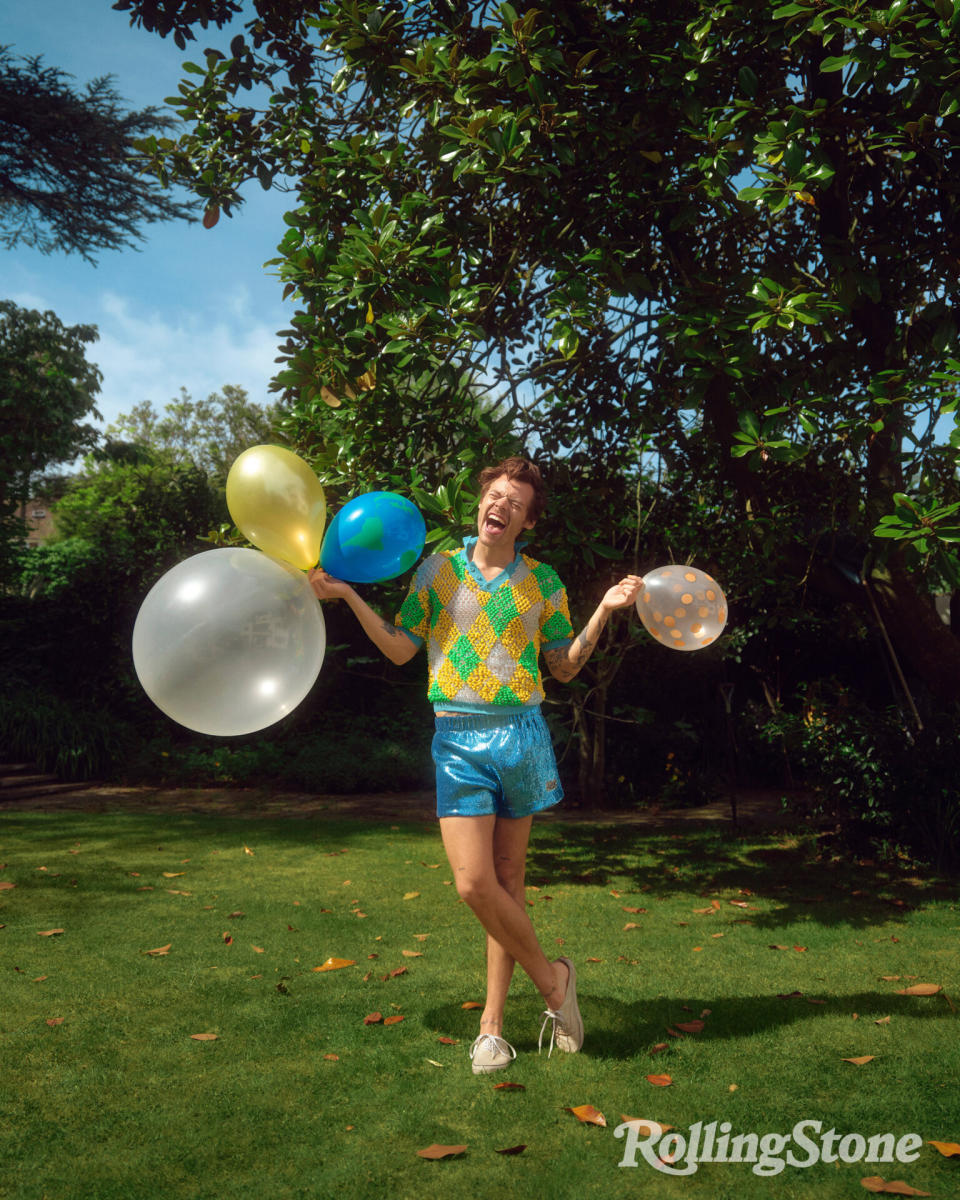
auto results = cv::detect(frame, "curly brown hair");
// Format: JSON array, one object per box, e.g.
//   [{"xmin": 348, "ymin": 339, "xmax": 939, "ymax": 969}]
[{"xmin": 478, "ymin": 457, "xmax": 546, "ymax": 524}]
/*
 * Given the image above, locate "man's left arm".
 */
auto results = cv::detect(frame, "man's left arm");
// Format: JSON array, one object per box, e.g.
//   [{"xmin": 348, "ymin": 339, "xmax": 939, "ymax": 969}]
[{"xmin": 544, "ymin": 575, "xmax": 645, "ymax": 683}]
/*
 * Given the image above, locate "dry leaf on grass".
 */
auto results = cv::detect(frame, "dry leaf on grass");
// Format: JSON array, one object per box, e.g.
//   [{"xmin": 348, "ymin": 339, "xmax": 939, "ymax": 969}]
[
  {"xmin": 37, "ymin": 929, "xmax": 64, "ymax": 937},
  {"xmin": 494, "ymin": 1082, "xmax": 525, "ymax": 1091},
  {"xmin": 190, "ymin": 1033, "xmax": 218, "ymax": 1041},
  {"xmin": 461, "ymin": 1001, "xmax": 482, "ymax": 1010},
  {"xmin": 403, "ymin": 892, "xmax": 420, "ymax": 900},
  {"xmin": 0, "ymin": 881, "xmax": 15, "ymax": 891},
  {"xmin": 843, "ymin": 1056, "xmax": 876, "ymax": 1065},
  {"xmin": 860, "ymin": 1178, "xmax": 930, "ymax": 1196},
  {"xmin": 46, "ymin": 1018, "xmax": 64, "ymax": 1026},
  {"xmin": 401, "ymin": 950, "xmax": 423, "ymax": 958},
  {"xmin": 417, "ymin": 1144, "xmax": 466, "ymax": 1160},
  {"xmin": 566, "ymin": 1105, "xmax": 606, "ymax": 1127},
  {"xmin": 927, "ymin": 1140, "xmax": 960, "ymax": 1157},
  {"xmin": 144, "ymin": 944, "xmax": 171, "ymax": 957},
  {"xmin": 647, "ymin": 1074, "xmax": 673, "ymax": 1087},
  {"xmin": 383, "ymin": 1015, "xmax": 404, "ymax": 1025},
  {"xmin": 674, "ymin": 1020, "xmax": 705, "ymax": 1034},
  {"xmin": 496, "ymin": 1144, "xmax": 527, "ymax": 1155},
  {"xmin": 438, "ymin": 1036, "xmax": 459, "ymax": 1045},
  {"xmin": 313, "ymin": 957, "xmax": 356, "ymax": 972},
  {"xmin": 896, "ymin": 983, "xmax": 941, "ymax": 997},
  {"xmin": 363, "ymin": 1012, "xmax": 382, "ymax": 1025}
]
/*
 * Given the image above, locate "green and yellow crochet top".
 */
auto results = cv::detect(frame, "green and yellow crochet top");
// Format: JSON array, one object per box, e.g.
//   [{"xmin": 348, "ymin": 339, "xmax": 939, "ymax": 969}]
[{"xmin": 395, "ymin": 538, "xmax": 575, "ymax": 713}]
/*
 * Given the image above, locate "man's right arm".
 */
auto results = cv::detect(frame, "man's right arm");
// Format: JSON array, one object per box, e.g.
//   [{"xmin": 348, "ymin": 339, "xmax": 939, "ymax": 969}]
[{"xmin": 308, "ymin": 569, "xmax": 420, "ymax": 666}]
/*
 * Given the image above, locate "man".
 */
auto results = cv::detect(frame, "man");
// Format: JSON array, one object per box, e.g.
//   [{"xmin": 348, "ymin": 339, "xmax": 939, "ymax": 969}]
[{"xmin": 309, "ymin": 458, "xmax": 643, "ymax": 1073}]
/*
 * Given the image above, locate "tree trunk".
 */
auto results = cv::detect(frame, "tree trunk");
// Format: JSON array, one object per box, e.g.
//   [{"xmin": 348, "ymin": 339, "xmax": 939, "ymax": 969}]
[{"xmin": 576, "ymin": 683, "xmax": 608, "ymax": 808}]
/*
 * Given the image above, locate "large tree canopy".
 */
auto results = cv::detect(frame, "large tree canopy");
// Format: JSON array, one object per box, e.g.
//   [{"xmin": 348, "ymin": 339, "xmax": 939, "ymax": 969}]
[
  {"xmin": 127, "ymin": 0, "xmax": 960, "ymax": 701},
  {"xmin": 0, "ymin": 46, "xmax": 195, "ymax": 260}
]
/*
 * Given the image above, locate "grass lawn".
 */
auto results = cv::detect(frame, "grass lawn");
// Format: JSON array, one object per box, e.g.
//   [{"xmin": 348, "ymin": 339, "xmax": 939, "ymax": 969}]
[{"xmin": 1, "ymin": 805, "xmax": 958, "ymax": 1200}]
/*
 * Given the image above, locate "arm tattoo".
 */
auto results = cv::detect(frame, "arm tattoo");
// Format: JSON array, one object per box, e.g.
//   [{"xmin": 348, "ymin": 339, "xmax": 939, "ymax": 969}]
[{"xmin": 380, "ymin": 620, "xmax": 400, "ymax": 638}]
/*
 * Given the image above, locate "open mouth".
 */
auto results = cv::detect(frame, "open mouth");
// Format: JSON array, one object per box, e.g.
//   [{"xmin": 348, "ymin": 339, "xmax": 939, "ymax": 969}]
[{"xmin": 483, "ymin": 511, "xmax": 508, "ymax": 534}]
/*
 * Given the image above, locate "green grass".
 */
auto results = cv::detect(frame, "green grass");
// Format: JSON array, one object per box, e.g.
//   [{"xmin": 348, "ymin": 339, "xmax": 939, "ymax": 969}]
[{"xmin": 1, "ymin": 808, "xmax": 958, "ymax": 1200}]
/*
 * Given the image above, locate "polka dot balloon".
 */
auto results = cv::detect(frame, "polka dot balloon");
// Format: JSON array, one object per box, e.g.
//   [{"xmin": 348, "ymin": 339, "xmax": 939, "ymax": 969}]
[{"xmin": 636, "ymin": 565, "xmax": 728, "ymax": 652}]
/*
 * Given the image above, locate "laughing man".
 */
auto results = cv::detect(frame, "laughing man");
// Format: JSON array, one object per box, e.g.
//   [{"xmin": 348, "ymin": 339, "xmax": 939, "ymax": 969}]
[{"xmin": 309, "ymin": 457, "xmax": 643, "ymax": 1073}]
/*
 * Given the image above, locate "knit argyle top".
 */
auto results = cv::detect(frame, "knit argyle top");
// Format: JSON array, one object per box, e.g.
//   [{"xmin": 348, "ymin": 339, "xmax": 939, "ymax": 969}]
[{"xmin": 395, "ymin": 538, "xmax": 575, "ymax": 712}]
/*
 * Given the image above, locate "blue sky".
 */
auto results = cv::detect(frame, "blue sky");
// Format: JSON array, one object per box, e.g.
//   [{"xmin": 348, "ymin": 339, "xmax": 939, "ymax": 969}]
[{"xmin": 3, "ymin": 0, "xmax": 292, "ymax": 442}]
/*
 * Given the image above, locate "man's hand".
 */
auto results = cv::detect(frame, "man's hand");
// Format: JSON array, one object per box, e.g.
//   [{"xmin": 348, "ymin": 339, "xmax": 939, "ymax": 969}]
[
  {"xmin": 308, "ymin": 568, "xmax": 353, "ymax": 601},
  {"xmin": 599, "ymin": 574, "xmax": 645, "ymax": 613}
]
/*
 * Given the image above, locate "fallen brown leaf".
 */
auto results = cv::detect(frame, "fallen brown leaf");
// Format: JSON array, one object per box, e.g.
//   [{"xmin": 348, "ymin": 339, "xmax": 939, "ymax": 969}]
[
  {"xmin": 403, "ymin": 892, "xmax": 420, "ymax": 900},
  {"xmin": 144, "ymin": 944, "xmax": 171, "ymax": 956},
  {"xmin": 566, "ymin": 1104, "xmax": 606, "ymax": 1126},
  {"xmin": 650, "ymin": 1042, "xmax": 669, "ymax": 1054},
  {"xmin": 401, "ymin": 950, "xmax": 423, "ymax": 958},
  {"xmin": 313, "ymin": 957, "xmax": 356, "ymax": 972},
  {"xmin": 843, "ymin": 1056, "xmax": 876, "ymax": 1065},
  {"xmin": 383, "ymin": 1015, "xmax": 404, "ymax": 1025},
  {"xmin": 438, "ymin": 1037, "xmax": 459, "ymax": 1045},
  {"xmin": 323, "ymin": 1053, "xmax": 340, "ymax": 1061},
  {"xmin": 46, "ymin": 1017, "xmax": 64, "ymax": 1026},
  {"xmin": 860, "ymin": 1178, "xmax": 930, "ymax": 1196},
  {"xmin": 496, "ymin": 1144, "xmax": 527, "ymax": 1155},
  {"xmin": 646, "ymin": 1074, "xmax": 673, "ymax": 1087},
  {"xmin": 494, "ymin": 1082, "xmax": 525, "ymax": 1090},
  {"xmin": 927, "ymin": 1140, "xmax": 960, "ymax": 1157},
  {"xmin": 363, "ymin": 1012, "xmax": 382, "ymax": 1025},
  {"xmin": 896, "ymin": 983, "xmax": 941, "ymax": 997},
  {"xmin": 416, "ymin": 1144, "xmax": 466, "ymax": 1160},
  {"xmin": 190, "ymin": 1033, "xmax": 218, "ymax": 1041},
  {"xmin": 37, "ymin": 929, "xmax": 64, "ymax": 937},
  {"xmin": 0, "ymin": 881, "xmax": 15, "ymax": 891},
  {"xmin": 674, "ymin": 1020, "xmax": 705, "ymax": 1034},
  {"xmin": 461, "ymin": 1001, "xmax": 482, "ymax": 1010},
  {"xmin": 162, "ymin": 872, "xmax": 185, "ymax": 878}
]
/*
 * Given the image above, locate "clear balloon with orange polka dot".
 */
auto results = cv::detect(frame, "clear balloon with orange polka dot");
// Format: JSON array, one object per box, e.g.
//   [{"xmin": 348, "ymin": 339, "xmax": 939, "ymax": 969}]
[{"xmin": 635, "ymin": 565, "xmax": 728, "ymax": 651}]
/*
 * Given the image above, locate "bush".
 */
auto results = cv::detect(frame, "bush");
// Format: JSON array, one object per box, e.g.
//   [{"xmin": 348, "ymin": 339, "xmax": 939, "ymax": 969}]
[
  {"xmin": 0, "ymin": 689, "xmax": 133, "ymax": 780},
  {"xmin": 752, "ymin": 681, "xmax": 960, "ymax": 871}
]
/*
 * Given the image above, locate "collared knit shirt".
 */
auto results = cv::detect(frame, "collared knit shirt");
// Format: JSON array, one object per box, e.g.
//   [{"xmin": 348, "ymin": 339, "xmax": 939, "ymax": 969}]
[{"xmin": 395, "ymin": 538, "xmax": 575, "ymax": 712}]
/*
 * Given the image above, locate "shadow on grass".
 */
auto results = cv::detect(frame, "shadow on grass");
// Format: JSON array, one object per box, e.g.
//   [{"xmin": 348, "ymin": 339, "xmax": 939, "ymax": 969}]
[
  {"xmin": 2, "ymin": 809, "xmax": 955, "ymax": 930},
  {"xmin": 425, "ymin": 991, "xmax": 956, "ymax": 1060},
  {"xmin": 525, "ymin": 822, "xmax": 957, "ymax": 931}
]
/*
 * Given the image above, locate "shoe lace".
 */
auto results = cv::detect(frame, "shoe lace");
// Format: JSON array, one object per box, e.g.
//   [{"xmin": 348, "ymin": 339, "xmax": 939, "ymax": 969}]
[
  {"xmin": 538, "ymin": 1008, "xmax": 562, "ymax": 1057},
  {"xmin": 471, "ymin": 1033, "xmax": 515, "ymax": 1062}
]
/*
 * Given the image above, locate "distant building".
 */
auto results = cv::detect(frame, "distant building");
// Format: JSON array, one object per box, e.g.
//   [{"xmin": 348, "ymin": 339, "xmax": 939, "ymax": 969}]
[{"xmin": 15, "ymin": 499, "xmax": 57, "ymax": 548}]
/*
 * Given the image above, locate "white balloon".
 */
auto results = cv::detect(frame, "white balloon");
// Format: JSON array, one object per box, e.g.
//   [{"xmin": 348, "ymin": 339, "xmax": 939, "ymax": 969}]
[
  {"xmin": 132, "ymin": 548, "xmax": 325, "ymax": 736},
  {"xmin": 636, "ymin": 564, "xmax": 728, "ymax": 652}
]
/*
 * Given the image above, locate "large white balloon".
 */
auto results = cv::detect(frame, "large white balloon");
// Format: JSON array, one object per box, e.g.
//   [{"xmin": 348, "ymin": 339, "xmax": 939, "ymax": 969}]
[{"xmin": 132, "ymin": 548, "xmax": 326, "ymax": 736}]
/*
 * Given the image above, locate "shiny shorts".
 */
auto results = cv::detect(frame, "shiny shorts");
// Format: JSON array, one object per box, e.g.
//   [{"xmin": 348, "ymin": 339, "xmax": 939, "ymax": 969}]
[{"xmin": 432, "ymin": 708, "xmax": 564, "ymax": 820}]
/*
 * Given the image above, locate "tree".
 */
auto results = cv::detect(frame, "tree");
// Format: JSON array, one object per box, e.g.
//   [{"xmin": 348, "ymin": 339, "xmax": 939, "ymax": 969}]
[
  {"xmin": 0, "ymin": 300, "xmax": 103, "ymax": 583},
  {"xmin": 0, "ymin": 46, "xmax": 195, "ymax": 261},
  {"xmin": 104, "ymin": 384, "xmax": 282, "ymax": 484},
  {"xmin": 126, "ymin": 0, "xmax": 960, "ymax": 714}
]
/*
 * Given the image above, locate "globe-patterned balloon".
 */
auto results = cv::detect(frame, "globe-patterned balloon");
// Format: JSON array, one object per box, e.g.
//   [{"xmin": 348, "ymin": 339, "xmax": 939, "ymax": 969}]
[
  {"xmin": 636, "ymin": 565, "xmax": 728, "ymax": 652},
  {"xmin": 320, "ymin": 491, "xmax": 426, "ymax": 583}
]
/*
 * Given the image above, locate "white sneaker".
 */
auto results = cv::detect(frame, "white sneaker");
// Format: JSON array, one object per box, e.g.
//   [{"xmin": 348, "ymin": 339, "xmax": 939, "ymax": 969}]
[
  {"xmin": 539, "ymin": 956, "xmax": 584, "ymax": 1055},
  {"xmin": 470, "ymin": 1032, "xmax": 516, "ymax": 1074}
]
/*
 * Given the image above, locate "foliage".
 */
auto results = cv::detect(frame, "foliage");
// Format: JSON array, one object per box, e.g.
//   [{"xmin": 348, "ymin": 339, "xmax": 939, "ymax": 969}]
[
  {"xmin": 50, "ymin": 450, "xmax": 226, "ymax": 583},
  {"xmin": 0, "ymin": 301, "xmax": 103, "ymax": 583},
  {"xmin": 104, "ymin": 384, "xmax": 283, "ymax": 486},
  {"xmin": 125, "ymin": 0, "xmax": 960, "ymax": 703},
  {"xmin": 0, "ymin": 46, "xmax": 195, "ymax": 260},
  {"xmin": 0, "ymin": 688, "xmax": 130, "ymax": 779}
]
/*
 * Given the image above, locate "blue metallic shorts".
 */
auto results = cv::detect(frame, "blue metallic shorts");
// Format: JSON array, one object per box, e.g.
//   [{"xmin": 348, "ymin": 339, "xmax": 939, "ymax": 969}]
[{"xmin": 432, "ymin": 708, "xmax": 564, "ymax": 820}]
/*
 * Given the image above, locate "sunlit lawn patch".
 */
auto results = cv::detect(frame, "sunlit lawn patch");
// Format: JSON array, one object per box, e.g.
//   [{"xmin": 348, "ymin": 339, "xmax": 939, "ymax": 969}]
[{"xmin": 1, "ymin": 809, "xmax": 957, "ymax": 1200}]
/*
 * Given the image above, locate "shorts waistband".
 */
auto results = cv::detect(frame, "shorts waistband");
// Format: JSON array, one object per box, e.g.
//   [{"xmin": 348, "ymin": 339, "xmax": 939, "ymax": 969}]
[{"xmin": 434, "ymin": 708, "xmax": 542, "ymax": 731}]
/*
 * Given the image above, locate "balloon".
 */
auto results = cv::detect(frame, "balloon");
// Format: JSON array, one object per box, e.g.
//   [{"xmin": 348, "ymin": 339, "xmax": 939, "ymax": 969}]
[
  {"xmin": 636, "ymin": 564, "xmax": 728, "ymax": 652},
  {"xmin": 132, "ymin": 548, "xmax": 326, "ymax": 736},
  {"xmin": 319, "ymin": 491, "xmax": 426, "ymax": 583},
  {"xmin": 226, "ymin": 445, "xmax": 326, "ymax": 570}
]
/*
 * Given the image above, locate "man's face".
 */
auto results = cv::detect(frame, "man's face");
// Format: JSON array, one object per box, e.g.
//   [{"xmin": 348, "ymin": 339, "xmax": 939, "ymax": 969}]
[{"xmin": 477, "ymin": 474, "xmax": 536, "ymax": 549}]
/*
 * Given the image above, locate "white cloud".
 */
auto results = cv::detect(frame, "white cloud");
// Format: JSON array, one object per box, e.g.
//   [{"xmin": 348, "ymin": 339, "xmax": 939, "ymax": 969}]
[{"xmin": 90, "ymin": 290, "xmax": 284, "ymax": 427}]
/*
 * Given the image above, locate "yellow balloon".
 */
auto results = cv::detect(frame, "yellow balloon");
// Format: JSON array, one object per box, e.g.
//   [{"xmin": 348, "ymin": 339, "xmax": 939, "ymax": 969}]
[{"xmin": 226, "ymin": 445, "xmax": 326, "ymax": 570}]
